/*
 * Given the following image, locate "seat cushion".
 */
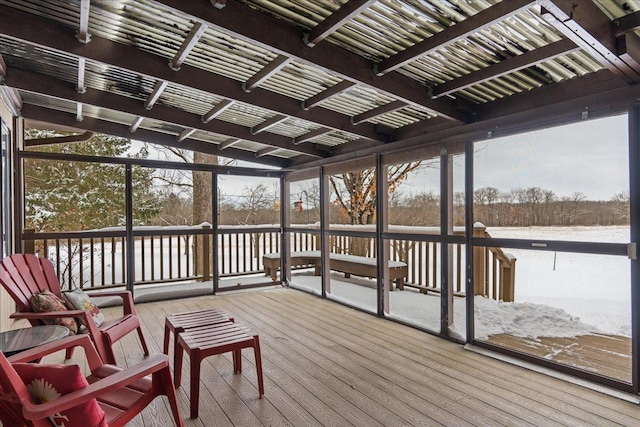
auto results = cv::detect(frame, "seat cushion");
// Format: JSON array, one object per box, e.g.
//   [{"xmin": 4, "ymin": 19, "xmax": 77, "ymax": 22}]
[
  {"xmin": 63, "ymin": 288, "xmax": 105, "ymax": 327},
  {"xmin": 12, "ymin": 362, "xmax": 107, "ymax": 427},
  {"xmin": 30, "ymin": 290, "xmax": 78, "ymax": 334}
]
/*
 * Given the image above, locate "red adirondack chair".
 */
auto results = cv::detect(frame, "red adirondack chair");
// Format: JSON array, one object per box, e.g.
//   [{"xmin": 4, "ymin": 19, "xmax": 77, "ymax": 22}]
[
  {"xmin": 0, "ymin": 334, "xmax": 184, "ymax": 426},
  {"xmin": 0, "ymin": 253, "xmax": 149, "ymax": 364}
]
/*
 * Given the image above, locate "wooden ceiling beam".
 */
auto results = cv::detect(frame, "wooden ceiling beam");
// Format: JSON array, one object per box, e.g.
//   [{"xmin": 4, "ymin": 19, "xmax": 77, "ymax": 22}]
[
  {"xmin": 243, "ymin": 55, "xmax": 292, "ymax": 93},
  {"xmin": 302, "ymin": 81, "xmax": 356, "ymax": 110},
  {"xmin": 149, "ymin": 0, "xmax": 470, "ymax": 122},
  {"xmin": 303, "ymin": 0, "xmax": 376, "ymax": 47},
  {"xmin": 130, "ymin": 116, "xmax": 144, "ymax": 132},
  {"xmin": 5, "ymin": 68, "xmax": 327, "ymax": 158},
  {"xmin": 144, "ymin": 80, "xmax": 168, "ymax": 110},
  {"xmin": 0, "ymin": 6, "xmax": 385, "ymax": 143},
  {"xmin": 291, "ymin": 72, "xmax": 640, "ymax": 169},
  {"xmin": 77, "ymin": 57, "xmax": 87, "ymax": 94},
  {"xmin": 0, "ymin": 53, "xmax": 6, "ymax": 80},
  {"xmin": 540, "ymin": 0, "xmax": 640, "ymax": 82},
  {"xmin": 617, "ymin": 33, "xmax": 640, "ymax": 74},
  {"xmin": 218, "ymin": 137, "xmax": 241, "ymax": 150},
  {"xmin": 614, "ymin": 10, "xmax": 640, "ymax": 36},
  {"xmin": 177, "ymin": 128, "xmax": 197, "ymax": 142},
  {"xmin": 256, "ymin": 146, "xmax": 279, "ymax": 157},
  {"xmin": 293, "ymin": 127, "xmax": 332, "ymax": 145},
  {"xmin": 76, "ymin": 0, "xmax": 91, "ymax": 43},
  {"xmin": 375, "ymin": 0, "xmax": 535, "ymax": 76},
  {"xmin": 251, "ymin": 114, "xmax": 288, "ymax": 135},
  {"xmin": 21, "ymin": 104, "xmax": 290, "ymax": 168},
  {"xmin": 202, "ymin": 99, "xmax": 234, "ymax": 123},
  {"xmin": 431, "ymin": 39, "xmax": 580, "ymax": 98},
  {"xmin": 351, "ymin": 101, "xmax": 406, "ymax": 125},
  {"xmin": 169, "ymin": 22, "xmax": 206, "ymax": 71}
]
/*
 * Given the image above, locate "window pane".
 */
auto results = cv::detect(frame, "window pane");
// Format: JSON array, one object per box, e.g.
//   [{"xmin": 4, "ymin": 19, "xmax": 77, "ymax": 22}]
[
  {"xmin": 473, "ymin": 115, "xmax": 629, "ymax": 242},
  {"xmin": 474, "ymin": 248, "xmax": 631, "ymax": 383},
  {"xmin": 289, "ymin": 178, "xmax": 320, "ymax": 226}
]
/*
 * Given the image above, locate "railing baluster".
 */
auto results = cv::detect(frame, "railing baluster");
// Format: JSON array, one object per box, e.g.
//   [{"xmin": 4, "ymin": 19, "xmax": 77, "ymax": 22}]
[
  {"xmin": 166, "ymin": 235, "xmax": 172, "ymax": 279},
  {"xmin": 100, "ymin": 238, "xmax": 105, "ymax": 287},
  {"xmin": 110, "ymin": 237, "xmax": 116, "ymax": 286},
  {"xmin": 90, "ymin": 238, "xmax": 95, "ymax": 288},
  {"xmin": 151, "ymin": 235, "xmax": 155, "ymax": 281},
  {"xmin": 67, "ymin": 238, "xmax": 72, "ymax": 290},
  {"xmin": 492, "ymin": 255, "xmax": 498, "ymax": 300},
  {"xmin": 121, "ymin": 237, "xmax": 125, "ymax": 284},
  {"xmin": 79, "ymin": 238, "xmax": 84, "ymax": 289},
  {"xmin": 160, "ymin": 235, "xmax": 165, "ymax": 281},
  {"xmin": 177, "ymin": 235, "xmax": 182, "ymax": 279},
  {"xmin": 432, "ymin": 242, "xmax": 437, "ymax": 290},
  {"xmin": 141, "ymin": 236, "xmax": 146, "ymax": 282}
]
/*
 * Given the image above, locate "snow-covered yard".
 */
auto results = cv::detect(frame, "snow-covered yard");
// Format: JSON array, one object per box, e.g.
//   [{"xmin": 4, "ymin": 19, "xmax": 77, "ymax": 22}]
[{"xmin": 289, "ymin": 226, "xmax": 631, "ymax": 342}]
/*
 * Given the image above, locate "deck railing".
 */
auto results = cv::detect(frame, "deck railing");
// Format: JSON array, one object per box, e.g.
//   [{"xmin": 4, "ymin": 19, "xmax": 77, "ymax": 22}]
[{"xmin": 22, "ymin": 223, "xmax": 515, "ymax": 301}]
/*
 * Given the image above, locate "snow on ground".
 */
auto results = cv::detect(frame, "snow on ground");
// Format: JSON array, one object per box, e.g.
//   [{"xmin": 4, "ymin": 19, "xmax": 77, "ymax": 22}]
[{"xmin": 289, "ymin": 225, "xmax": 631, "ymax": 341}]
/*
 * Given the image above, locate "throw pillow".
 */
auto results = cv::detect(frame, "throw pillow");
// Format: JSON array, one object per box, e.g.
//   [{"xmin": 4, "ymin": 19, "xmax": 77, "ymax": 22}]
[
  {"xmin": 12, "ymin": 363, "xmax": 107, "ymax": 427},
  {"xmin": 29, "ymin": 291, "xmax": 78, "ymax": 335},
  {"xmin": 63, "ymin": 288, "xmax": 105, "ymax": 328}
]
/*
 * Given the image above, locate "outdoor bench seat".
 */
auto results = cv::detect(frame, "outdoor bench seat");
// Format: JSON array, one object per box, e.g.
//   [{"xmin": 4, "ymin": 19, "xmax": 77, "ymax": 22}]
[{"xmin": 263, "ymin": 251, "xmax": 407, "ymax": 291}]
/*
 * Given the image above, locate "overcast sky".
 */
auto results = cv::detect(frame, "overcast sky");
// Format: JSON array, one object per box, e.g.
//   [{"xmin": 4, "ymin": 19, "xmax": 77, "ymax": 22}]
[
  {"xmin": 137, "ymin": 113, "xmax": 629, "ymax": 202},
  {"xmin": 405, "ymin": 113, "xmax": 629, "ymax": 201}
]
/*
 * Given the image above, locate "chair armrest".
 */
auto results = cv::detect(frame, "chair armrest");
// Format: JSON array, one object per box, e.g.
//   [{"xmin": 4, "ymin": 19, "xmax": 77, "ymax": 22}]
[
  {"xmin": 85, "ymin": 290, "xmax": 135, "ymax": 316},
  {"xmin": 10, "ymin": 310, "xmax": 104, "ymax": 352},
  {"xmin": 7, "ymin": 335, "xmax": 103, "ymax": 368},
  {"xmin": 21, "ymin": 355, "xmax": 169, "ymax": 420},
  {"xmin": 10, "ymin": 310, "xmax": 86, "ymax": 320}
]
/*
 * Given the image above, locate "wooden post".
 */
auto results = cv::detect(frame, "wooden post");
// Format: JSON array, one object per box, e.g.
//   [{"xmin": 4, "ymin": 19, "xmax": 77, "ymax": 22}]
[
  {"xmin": 472, "ymin": 224, "xmax": 487, "ymax": 297},
  {"xmin": 500, "ymin": 256, "xmax": 516, "ymax": 302},
  {"xmin": 23, "ymin": 228, "xmax": 35, "ymax": 254},
  {"xmin": 195, "ymin": 224, "xmax": 211, "ymax": 282}
]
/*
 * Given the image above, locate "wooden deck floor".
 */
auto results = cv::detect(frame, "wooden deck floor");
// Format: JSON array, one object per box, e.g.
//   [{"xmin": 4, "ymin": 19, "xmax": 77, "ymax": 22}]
[{"xmin": 44, "ymin": 287, "xmax": 640, "ymax": 426}]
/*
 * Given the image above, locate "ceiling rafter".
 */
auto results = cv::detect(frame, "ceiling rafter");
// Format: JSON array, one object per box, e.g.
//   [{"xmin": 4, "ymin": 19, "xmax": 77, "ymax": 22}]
[
  {"xmin": 242, "ymin": 55, "xmax": 292, "ymax": 93},
  {"xmin": 178, "ymin": 128, "xmax": 197, "ymax": 142},
  {"xmin": 539, "ymin": 0, "xmax": 640, "ymax": 82},
  {"xmin": 351, "ymin": 101, "xmax": 407, "ymax": 125},
  {"xmin": 76, "ymin": 0, "xmax": 91, "ymax": 43},
  {"xmin": 0, "ymin": 5, "xmax": 385, "ymax": 143},
  {"xmin": 218, "ymin": 137, "xmax": 241, "ymax": 150},
  {"xmin": 169, "ymin": 22, "xmax": 207, "ymax": 71},
  {"xmin": 618, "ymin": 33, "xmax": 640, "ymax": 74},
  {"xmin": 614, "ymin": 10, "xmax": 640, "ymax": 36},
  {"xmin": 293, "ymin": 127, "xmax": 332, "ymax": 145},
  {"xmin": 76, "ymin": 102, "xmax": 83, "ymax": 122},
  {"xmin": 0, "ymin": 86, "xmax": 22, "ymax": 116},
  {"xmin": 5, "ymin": 68, "xmax": 327, "ymax": 158},
  {"xmin": 251, "ymin": 114, "xmax": 288, "ymax": 135},
  {"xmin": 302, "ymin": 81, "xmax": 356, "ymax": 110},
  {"xmin": 300, "ymin": 73, "xmax": 639, "ymax": 169},
  {"xmin": 202, "ymin": 99, "xmax": 234, "ymax": 123},
  {"xmin": 150, "ymin": 0, "xmax": 470, "ymax": 122},
  {"xmin": 0, "ymin": 53, "xmax": 6, "ymax": 80},
  {"xmin": 431, "ymin": 39, "xmax": 580, "ymax": 98},
  {"xmin": 77, "ymin": 57, "xmax": 86, "ymax": 94},
  {"xmin": 21, "ymin": 104, "xmax": 291, "ymax": 167},
  {"xmin": 130, "ymin": 116, "xmax": 144, "ymax": 132},
  {"xmin": 145, "ymin": 80, "xmax": 168, "ymax": 110},
  {"xmin": 256, "ymin": 146, "xmax": 279, "ymax": 157},
  {"xmin": 375, "ymin": 0, "xmax": 535, "ymax": 76},
  {"xmin": 303, "ymin": 0, "xmax": 376, "ymax": 48}
]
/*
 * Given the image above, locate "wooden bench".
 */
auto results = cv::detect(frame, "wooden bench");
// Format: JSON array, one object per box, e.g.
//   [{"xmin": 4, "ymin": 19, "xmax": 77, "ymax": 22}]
[{"xmin": 263, "ymin": 251, "xmax": 408, "ymax": 291}]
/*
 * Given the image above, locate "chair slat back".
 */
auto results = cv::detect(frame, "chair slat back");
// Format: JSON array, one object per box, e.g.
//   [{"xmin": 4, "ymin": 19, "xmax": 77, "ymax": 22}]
[
  {"xmin": 0, "ymin": 253, "xmax": 62, "ymax": 313},
  {"xmin": 0, "ymin": 351, "xmax": 38, "ymax": 427}
]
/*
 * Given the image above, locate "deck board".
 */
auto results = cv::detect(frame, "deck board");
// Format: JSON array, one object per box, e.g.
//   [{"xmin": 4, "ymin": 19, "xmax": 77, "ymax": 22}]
[{"xmin": 37, "ymin": 287, "xmax": 640, "ymax": 426}]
